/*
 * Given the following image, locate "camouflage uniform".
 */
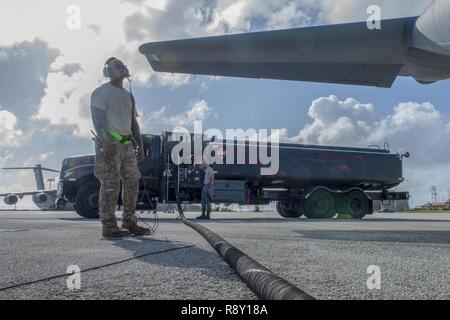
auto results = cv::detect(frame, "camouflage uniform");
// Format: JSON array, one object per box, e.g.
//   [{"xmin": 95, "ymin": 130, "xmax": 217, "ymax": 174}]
[
  {"xmin": 200, "ymin": 166, "xmax": 214, "ymax": 218},
  {"xmin": 94, "ymin": 141, "xmax": 141, "ymax": 227},
  {"xmin": 201, "ymin": 185, "xmax": 212, "ymax": 215}
]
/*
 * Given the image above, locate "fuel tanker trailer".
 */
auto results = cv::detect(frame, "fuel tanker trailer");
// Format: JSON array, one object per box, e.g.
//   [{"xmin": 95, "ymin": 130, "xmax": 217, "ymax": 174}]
[{"xmin": 56, "ymin": 132, "xmax": 409, "ymax": 219}]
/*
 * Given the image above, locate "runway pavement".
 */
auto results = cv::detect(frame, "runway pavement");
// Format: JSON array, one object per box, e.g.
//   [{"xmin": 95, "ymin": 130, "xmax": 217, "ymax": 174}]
[{"xmin": 0, "ymin": 210, "xmax": 448, "ymax": 300}]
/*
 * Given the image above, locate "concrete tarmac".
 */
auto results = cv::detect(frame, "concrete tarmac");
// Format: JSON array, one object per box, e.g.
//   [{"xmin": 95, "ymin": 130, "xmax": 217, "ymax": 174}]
[{"xmin": 0, "ymin": 210, "xmax": 448, "ymax": 300}]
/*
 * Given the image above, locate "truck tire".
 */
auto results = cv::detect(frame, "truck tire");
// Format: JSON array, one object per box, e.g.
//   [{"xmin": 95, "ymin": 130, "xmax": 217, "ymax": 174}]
[
  {"xmin": 56, "ymin": 197, "xmax": 67, "ymax": 210},
  {"xmin": 304, "ymin": 189, "xmax": 335, "ymax": 219},
  {"xmin": 276, "ymin": 202, "xmax": 288, "ymax": 218},
  {"xmin": 276, "ymin": 201, "xmax": 303, "ymax": 218},
  {"xmin": 346, "ymin": 190, "xmax": 370, "ymax": 219},
  {"xmin": 75, "ymin": 180, "xmax": 100, "ymax": 219}
]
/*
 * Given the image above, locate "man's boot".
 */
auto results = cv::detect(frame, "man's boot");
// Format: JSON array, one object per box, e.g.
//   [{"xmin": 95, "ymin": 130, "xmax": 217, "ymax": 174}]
[
  {"xmin": 119, "ymin": 226, "xmax": 131, "ymax": 236},
  {"xmin": 196, "ymin": 211, "xmax": 207, "ymax": 220},
  {"xmin": 103, "ymin": 225, "xmax": 129, "ymax": 238},
  {"xmin": 121, "ymin": 221, "xmax": 151, "ymax": 236},
  {"xmin": 205, "ymin": 210, "xmax": 211, "ymax": 220}
]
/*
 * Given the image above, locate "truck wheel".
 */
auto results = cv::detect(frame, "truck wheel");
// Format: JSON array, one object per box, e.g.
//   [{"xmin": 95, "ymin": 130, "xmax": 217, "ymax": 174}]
[
  {"xmin": 75, "ymin": 180, "xmax": 100, "ymax": 219},
  {"xmin": 276, "ymin": 201, "xmax": 289, "ymax": 218},
  {"xmin": 56, "ymin": 197, "xmax": 67, "ymax": 210},
  {"xmin": 276, "ymin": 201, "xmax": 303, "ymax": 218},
  {"xmin": 304, "ymin": 189, "xmax": 335, "ymax": 219},
  {"xmin": 346, "ymin": 190, "xmax": 370, "ymax": 219}
]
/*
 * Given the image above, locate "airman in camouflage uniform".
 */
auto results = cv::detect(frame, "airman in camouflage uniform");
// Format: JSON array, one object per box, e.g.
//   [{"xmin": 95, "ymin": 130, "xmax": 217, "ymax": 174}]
[
  {"xmin": 196, "ymin": 162, "xmax": 215, "ymax": 220},
  {"xmin": 90, "ymin": 57, "xmax": 150, "ymax": 238}
]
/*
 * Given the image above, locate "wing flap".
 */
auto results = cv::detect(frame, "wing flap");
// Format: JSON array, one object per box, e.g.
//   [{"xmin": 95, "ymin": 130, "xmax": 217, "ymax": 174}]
[{"xmin": 150, "ymin": 61, "xmax": 403, "ymax": 87}]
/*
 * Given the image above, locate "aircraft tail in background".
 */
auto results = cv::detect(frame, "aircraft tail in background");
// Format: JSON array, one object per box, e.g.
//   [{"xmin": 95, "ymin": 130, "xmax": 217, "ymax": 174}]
[{"xmin": 0, "ymin": 164, "xmax": 68, "ymax": 211}]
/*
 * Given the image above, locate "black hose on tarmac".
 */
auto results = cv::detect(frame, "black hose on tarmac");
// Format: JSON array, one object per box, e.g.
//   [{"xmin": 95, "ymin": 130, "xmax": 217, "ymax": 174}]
[{"xmin": 173, "ymin": 171, "xmax": 315, "ymax": 300}]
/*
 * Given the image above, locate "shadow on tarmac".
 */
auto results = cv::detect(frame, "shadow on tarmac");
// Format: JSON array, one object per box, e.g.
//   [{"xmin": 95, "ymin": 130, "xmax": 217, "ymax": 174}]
[{"xmin": 53, "ymin": 218, "xmax": 243, "ymax": 279}]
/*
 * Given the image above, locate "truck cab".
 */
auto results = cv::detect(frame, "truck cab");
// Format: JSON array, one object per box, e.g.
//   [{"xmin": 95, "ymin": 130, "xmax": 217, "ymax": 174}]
[{"xmin": 57, "ymin": 134, "xmax": 162, "ymax": 218}]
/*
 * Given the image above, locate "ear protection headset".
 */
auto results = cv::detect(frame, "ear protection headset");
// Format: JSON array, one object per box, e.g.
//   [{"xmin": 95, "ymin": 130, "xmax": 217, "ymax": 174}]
[
  {"xmin": 103, "ymin": 57, "xmax": 130, "ymax": 78},
  {"xmin": 102, "ymin": 57, "xmax": 136, "ymax": 133}
]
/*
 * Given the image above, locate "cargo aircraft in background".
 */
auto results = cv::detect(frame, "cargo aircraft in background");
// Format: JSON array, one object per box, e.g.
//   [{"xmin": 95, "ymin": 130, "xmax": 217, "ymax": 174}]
[{"xmin": 0, "ymin": 165, "xmax": 69, "ymax": 211}]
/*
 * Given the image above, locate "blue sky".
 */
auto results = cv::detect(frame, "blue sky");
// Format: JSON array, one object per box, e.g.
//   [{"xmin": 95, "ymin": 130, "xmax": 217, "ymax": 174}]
[
  {"xmin": 1, "ymin": 0, "xmax": 449, "ymax": 207},
  {"xmin": 136, "ymin": 74, "xmax": 450, "ymax": 134}
]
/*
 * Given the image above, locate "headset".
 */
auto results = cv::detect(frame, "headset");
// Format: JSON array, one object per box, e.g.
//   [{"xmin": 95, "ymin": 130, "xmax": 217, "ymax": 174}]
[{"xmin": 103, "ymin": 57, "xmax": 130, "ymax": 78}]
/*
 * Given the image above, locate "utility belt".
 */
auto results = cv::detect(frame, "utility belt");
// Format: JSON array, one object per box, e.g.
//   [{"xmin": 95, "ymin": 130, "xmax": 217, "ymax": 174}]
[{"xmin": 107, "ymin": 129, "xmax": 133, "ymax": 145}]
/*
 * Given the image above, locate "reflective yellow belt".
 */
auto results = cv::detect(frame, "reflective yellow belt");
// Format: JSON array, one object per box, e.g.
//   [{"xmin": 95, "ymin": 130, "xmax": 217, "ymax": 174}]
[{"xmin": 107, "ymin": 129, "xmax": 132, "ymax": 145}]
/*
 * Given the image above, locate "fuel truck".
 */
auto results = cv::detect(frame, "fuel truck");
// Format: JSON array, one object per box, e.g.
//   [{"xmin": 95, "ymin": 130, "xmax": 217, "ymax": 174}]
[{"xmin": 56, "ymin": 132, "xmax": 409, "ymax": 219}]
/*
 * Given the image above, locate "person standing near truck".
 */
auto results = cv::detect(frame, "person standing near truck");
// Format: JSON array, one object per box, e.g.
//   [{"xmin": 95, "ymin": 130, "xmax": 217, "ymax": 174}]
[
  {"xmin": 197, "ymin": 162, "xmax": 215, "ymax": 220},
  {"xmin": 90, "ymin": 57, "xmax": 150, "ymax": 238}
]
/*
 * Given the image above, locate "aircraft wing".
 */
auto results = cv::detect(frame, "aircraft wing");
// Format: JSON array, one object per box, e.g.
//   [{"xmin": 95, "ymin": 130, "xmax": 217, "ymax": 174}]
[
  {"xmin": 140, "ymin": 17, "xmax": 418, "ymax": 88},
  {"xmin": 0, "ymin": 190, "xmax": 57, "ymax": 198}
]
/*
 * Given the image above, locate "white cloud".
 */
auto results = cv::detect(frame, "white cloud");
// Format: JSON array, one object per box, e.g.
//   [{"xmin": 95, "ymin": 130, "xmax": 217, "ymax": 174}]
[
  {"xmin": 220, "ymin": 1, "xmax": 246, "ymax": 30},
  {"xmin": 139, "ymin": 99, "xmax": 214, "ymax": 134},
  {"xmin": 290, "ymin": 96, "xmax": 450, "ymax": 163},
  {"xmin": 169, "ymin": 100, "xmax": 211, "ymax": 127},
  {"xmin": 0, "ymin": 109, "xmax": 23, "ymax": 147},
  {"xmin": 291, "ymin": 95, "xmax": 380, "ymax": 146},
  {"xmin": 51, "ymin": 63, "xmax": 83, "ymax": 77},
  {"xmin": 156, "ymin": 73, "xmax": 192, "ymax": 88},
  {"xmin": 267, "ymin": 2, "xmax": 312, "ymax": 29},
  {"xmin": 34, "ymin": 66, "xmax": 95, "ymax": 137}
]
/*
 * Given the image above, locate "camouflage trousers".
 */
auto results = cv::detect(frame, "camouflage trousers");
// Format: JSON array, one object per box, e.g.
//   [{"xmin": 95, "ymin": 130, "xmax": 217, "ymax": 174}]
[
  {"xmin": 201, "ymin": 185, "xmax": 212, "ymax": 214},
  {"xmin": 94, "ymin": 143, "xmax": 141, "ymax": 227}
]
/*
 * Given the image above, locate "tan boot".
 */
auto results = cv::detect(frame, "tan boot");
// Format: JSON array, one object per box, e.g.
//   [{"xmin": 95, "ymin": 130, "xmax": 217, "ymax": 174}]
[
  {"xmin": 102, "ymin": 225, "xmax": 127, "ymax": 238},
  {"xmin": 121, "ymin": 221, "xmax": 151, "ymax": 236},
  {"xmin": 119, "ymin": 227, "xmax": 131, "ymax": 237}
]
